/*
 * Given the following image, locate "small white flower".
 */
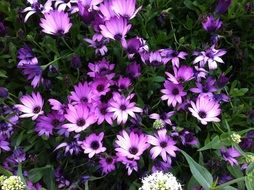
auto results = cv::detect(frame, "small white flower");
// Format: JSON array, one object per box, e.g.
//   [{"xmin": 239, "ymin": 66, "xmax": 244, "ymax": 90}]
[
  {"xmin": 139, "ymin": 171, "xmax": 182, "ymax": 190},
  {"xmin": 1, "ymin": 176, "xmax": 26, "ymax": 190}
]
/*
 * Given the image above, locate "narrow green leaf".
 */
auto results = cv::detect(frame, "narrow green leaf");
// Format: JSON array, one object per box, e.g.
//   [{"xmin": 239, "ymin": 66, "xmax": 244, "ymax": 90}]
[
  {"xmin": 0, "ymin": 165, "xmax": 12, "ymax": 177},
  {"xmin": 198, "ymin": 136, "xmax": 222, "ymax": 151}
]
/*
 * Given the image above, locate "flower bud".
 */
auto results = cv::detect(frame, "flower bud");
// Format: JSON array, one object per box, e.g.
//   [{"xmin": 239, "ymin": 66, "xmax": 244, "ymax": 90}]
[
  {"xmin": 153, "ymin": 119, "xmax": 165, "ymax": 129},
  {"xmin": 230, "ymin": 133, "xmax": 241, "ymax": 144},
  {"xmin": 0, "ymin": 87, "xmax": 8, "ymax": 98}
]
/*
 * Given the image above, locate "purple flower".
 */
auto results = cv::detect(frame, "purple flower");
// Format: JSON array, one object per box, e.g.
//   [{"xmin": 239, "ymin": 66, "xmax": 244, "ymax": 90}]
[
  {"xmin": 81, "ymin": 132, "xmax": 106, "ymax": 158},
  {"xmin": 117, "ymin": 155, "xmax": 138, "ymax": 175},
  {"xmin": 161, "ymin": 80, "xmax": 187, "ymax": 107},
  {"xmin": 202, "ymin": 16, "xmax": 222, "ymax": 32},
  {"xmin": 111, "ymin": 0, "xmax": 142, "ymax": 20},
  {"xmin": 126, "ymin": 62, "xmax": 141, "ymax": 78},
  {"xmin": 7, "ymin": 148, "xmax": 26, "ymax": 164},
  {"xmin": 91, "ymin": 78, "xmax": 111, "ymax": 96},
  {"xmin": 166, "ymin": 65, "xmax": 194, "ymax": 84},
  {"xmin": 147, "ymin": 129, "xmax": 178, "ymax": 162},
  {"xmin": 48, "ymin": 99, "xmax": 66, "ymax": 114},
  {"xmin": 20, "ymin": 64, "xmax": 43, "ymax": 88},
  {"xmin": 99, "ymin": 156, "xmax": 116, "ymax": 174},
  {"xmin": 0, "ymin": 135, "xmax": 10, "ymax": 152},
  {"xmin": 147, "ymin": 51, "xmax": 163, "ymax": 67},
  {"xmin": 190, "ymin": 77, "xmax": 217, "ymax": 94},
  {"xmin": 161, "ymin": 49, "xmax": 188, "ymax": 67},
  {"xmin": 94, "ymin": 103, "xmax": 113, "ymax": 125},
  {"xmin": 71, "ymin": 55, "xmax": 81, "ymax": 69},
  {"xmin": 87, "ymin": 59, "xmax": 115, "ymax": 79},
  {"xmin": 55, "ymin": 135, "xmax": 82, "ymax": 155},
  {"xmin": 216, "ymin": 73, "xmax": 229, "ymax": 88},
  {"xmin": 108, "ymin": 93, "xmax": 142, "ymax": 124},
  {"xmin": 36, "ymin": 112, "xmax": 64, "ymax": 137},
  {"xmin": 54, "ymin": 0, "xmax": 78, "ymax": 12},
  {"xmin": 40, "ymin": 10, "xmax": 72, "ymax": 35},
  {"xmin": 27, "ymin": 180, "xmax": 42, "ymax": 190},
  {"xmin": 117, "ymin": 76, "xmax": 132, "ymax": 90},
  {"xmin": 180, "ymin": 130, "xmax": 199, "ymax": 146},
  {"xmin": 152, "ymin": 158, "xmax": 172, "ymax": 172},
  {"xmin": 15, "ymin": 92, "xmax": 44, "ymax": 120},
  {"xmin": 0, "ymin": 21, "xmax": 6, "ymax": 36},
  {"xmin": 69, "ymin": 82, "xmax": 94, "ymax": 104},
  {"xmin": 99, "ymin": 17, "xmax": 131, "ymax": 41},
  {"xmin": 84, "ymin": 34, "xmax": 109, "ymax": 56},
  {"xmin": 124, "ymin": 38, "xmax": 142, "ymax": 55},
  {"xmin": 0, "ymin": 87, "xmax": 8, "ymax": 98},
  {"xmin": 215, "ymin": 0, "xmax": 232, "ymax": 14},
  {"xmin": 193, "ymin": 45, "xmax": 227, "ymax": 70},
  {"xmin": 220, "ymin": 147, "xmax": 241, "ymax": 166},
  {"xmin": 115, "ymin": 130, "xmax": 149, "ymax": 160},
  {"xmin": 188, "ymin": 94, "xmax": 221, "ymax": 125},
  {"xmin": 63, "ymin": 104, "xmax": 97, "ymax": 133},
  {"xmin": 149, "ymin": 111, "xmax": 175, "ymax": 126},
  {"xmin": 55, "ymin": 168, "xmax": 71, "ymax": 189}
]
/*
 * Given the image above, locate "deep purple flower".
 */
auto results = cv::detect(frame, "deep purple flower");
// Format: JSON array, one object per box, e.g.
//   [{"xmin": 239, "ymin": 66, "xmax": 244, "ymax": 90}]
[
  {"xmin": 218, "ymin": 175, "xmax": 233, "ymax": 185},
  {"xmin": 111, "ymin": 0, "xmax": 142, "ymax": 20},
  {"xmin": 117, "ymin": 76, "xmax": 132, "ymax": 90},
  {"xmin": 91, "ymin": 78, "xmax": 111, "ymax": 96},
  {"xmin": 147, "ymin": 129, "xmax": 178, "ymax": 162},
  {"xmin": 166, "ymin": 65, "xmax": 194, "ymax": 84},
  {"xmin": 108, "ymin": 93, "xmax": 142, "ymax": 124},
  {"xmin": 0, "ymin": 21, "xmax": 6, "ymax": 36},
  {"xmin": 147, "ymin": 51, "xmax": 163, "ymax": 67},
  {"xmin": 94, "ymin": 103, "xmax": 113, "ymax": 125},
  {"xmin": 190, "ymin": 77, "xmax": 217, "ymax": 94},
  {"xmin": 0, "ymin": 87, "xmax": 8, "ymax": 98},
  {"xmin": 36, "ymin": 112, "xmax": 64, "ymax": 137},
  {"xmin": 99, "ymin": 17, "xmax": 131, "ymax": 41},
  {"xmin": 81, "ymin": 132, "xmax": 106, "ymax": 158},
  {"xmin": 71, "ymin": 55, "xmax": 81, "ymax": 69},
  {"xmin": 215, "ymin": 0, "xmax": 232, "ymax": 14},
  {"xmin": 48, "ymin": 99, "xmax": 66, "ymax": 114},
  {"xmin": 152, "ymin": 158, "xmax": 172, "ymax": 172},
  {"xmin": 27, "ymin": 180, "xmax": 42, "ymax": 190},
  {"xmin": 220, "ymin": 147, "xmax": 241, "ymax": 166},
  {"xmin": 40, "ymin": 10, "xmax": 72, "ymax": 35},
  {"xmin": 55, "ymin": 135, "xmax": 82, "ymax": 155},
  {"xmin": 202, "ymin": 16, "xmax": 222, "ymax": 32},
  {"xmin": 161, "ymin": 49, "xmax": 188, "ymax": 67},
  {"xmin": 115, "ymin": 130, "xmax": 149, "ymax": 160},
  {"xmin": 149, "ymin": 111, "xmax": 175, "ymax": 126},
  {"xmin": 124, "ymin": 38, "xmax": 142, "ymax": 54},
  {"xmin": 87, "ymin": 59, "xmax": 115, "ymax": 79},
  {"xmin": 15, "ymin": 92, "xmax": 44, "ymax": 120},
  {"xmin": 216, "ymin": 73, "xmax": 229, "ymax": 88},
  {"xmin": 7, "ymin": 148, "xmax": 26, "ymax": 164},
  {"xmin": 126, "ymin": 62, "xmax": 141, "ymax": 78},
  {"xmin": 20, "ymin": 64, "xmax": 43, "ymax": 88},
  {"xmin": 99, "ymin": 156, "xmax": 116, "ymax": 174},
  {"xmin": 161, "ymin": 80, "xmax": 187, "ymax": 107},
  {"xmin": 63, "ymin": 104, "xmax": 97, "ymax": 132},
  {"xmin": 84, "ymin": 34, "xmax": 109, "ymax": 56},
  {"xmin": 180, "ymin": 130, "xmax": 199, "ymax": 146},
  {"xmin": 55, "ymin": 168, "xmax": 71, "ymax": 189},
  {"xmin": 69, "ymin": 82, "xmax": 94, "ymax": 104},
  {"xmin": 117, "ymin": 155, "xmax": 138, "ymax": 175},
  {"xmin": 0, "ymin": 135, "xmax": 10, "ymax": 152},
  {"xmin": 188, "ymin": 94, "xmax": 221, "ymax": 125},
  {"xmin": 240, "ymin": 131, "xmax": 254, "ymax": 150}
]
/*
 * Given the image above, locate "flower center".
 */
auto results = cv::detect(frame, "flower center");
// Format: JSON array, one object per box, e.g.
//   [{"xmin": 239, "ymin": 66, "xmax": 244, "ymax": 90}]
[
  {"xmin": 97, "ymin": 84, "xmax": 105, "ymax": 92},
  {"xmin": 172, "ymin": 88, "xmax": 179, "ymax": 95},
  {"xmin": 160, "ymin": 141, "xmax": 168, "ymax": 148},
  {"xmin": 106, "ymin": 157, "xmax": 113, "ymax": 164},
  {"xmin": 100, "ymin": 107, "xmax": 107, "ymax": 115},
  {"xmin": 51, "ymin": 119, "xmax": 60, "ymax": 127},
  {"xmin": 129, "ymin": 146, "xmax": 138, "ymax": 155},
  {"xmin": 120, "ymin": 104, "xmax": 127, "ymax": 111},
  {"xmin": 91, "ymin": 141, "xmax": 100, "ymax": 150},
  {"xmin": 76, "ymin": 118, "xmax": 86, "ymax": 127},
  {"xmin": 33, "ymin": 106, "xmax": 41, "ymax": 114},
  {"xmin": 114, "ymin": 34, "xmax": 122, "ymax": 41},
  {"xmin": 57, "ymin": 29, "xmax": 64, "ymax": 35},
  {"xmin": 81, "ymin": 97, "xmax": 88, "ymax": 103},
  {"xmin": 198, "ymin": 111, "xmax": 207, "ymax": 119}
]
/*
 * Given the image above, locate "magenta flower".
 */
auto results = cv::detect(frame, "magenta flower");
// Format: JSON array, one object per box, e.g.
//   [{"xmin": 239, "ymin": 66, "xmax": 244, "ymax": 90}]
[
  {"xmin": 147, "ymin": 129, "xmax": 178, "ymax": 162},
  {"xmin": 108, "ymin": 93, "xmax": 142, "ymax": 124},
  {"xmin": 69, "ymin": 82, "xmax": 93, "ymax": 104},
  {"xmin": 55, "ymin": 135, "xmax": 82, "ymax": 155},
  {"xmin": 99, "ymin": 156, "xmax": 116, "ymax": 174},
  {"xmin": 99, "ymin": 0, "xmax": 116, "ymax": 20},
  {"xmin": 202, "ymin": 16, "xmax": 222, "ymax": 32},
  {"xmin": 81, "ymin": 132, "xmax": 106, "ymax": 158},
  {"xmin": 111, "ymin": 0, "xmax": 142, "ymax": 20},
  {"xmin": 94, "ymin": 103, "xmax": 113, "ymax": 125},
  {"xmin": 99, "ymin": 17, "xmax": 131, "ymax": 40},
  {"xmin": 190, "ymin": 77, "xmax": 217, "ymax": 94},
  {"xmin": 161, "ymin": 49, "xmax": 188, "ymax": 67},
  {"xmin": 147, "ymin": 51, "xmax": 163, "ymax": 67},
  {"xmin": 91, "ymin": 78, "xmax": 111, "ymax": 96},
  {"xmin": 115, "ymin": 130, "xmax": 149, "ymax": 160},
  {"xmin": 48, "ymin": 99, "xmax": 66, "ymax": 114},
  {"xmin": 87, "ymin": 59, "xmax": 115, "ymax": 79},
  {"xmin": 117, "ymin": 76, "xmax": 132, "ymax": 90},
  {"xmin": 149, "ymin": 111, "xmax": 175, "ymax": 126},
  {"xmin": 84, "ymin": 34, "xmax": 109, "ymax": 56},
  {"xmin": 15, "ymin": 92, "xmax": 44, "ymax": 120},
  {"xmin": 166, "ymin": 65, "xmax": 194, "ymax": 84},
  {"xmin": 62, "ymin": 104, "xmax": 97, "ymax": 132},
  {"xmin": 40, "ymin": 10, "xmax": 72, "ymax": 35},
  {"xmin": 117, "ymin": 155, "xmax": 138, "ymax": 175},
  {"xmin": 161, "ymin": 80, "xmax": 187, "ymax": 107},
  {"xmin": 188, "ymin": 94, "xmax": 221, "ymax": 125},
  {"xmin": 0, "ymin": 135, "xmax": 10, "ymax": 152},
  {"xmin": 220, "ymin": 147, "xmax": 240, "ymax": 166}
]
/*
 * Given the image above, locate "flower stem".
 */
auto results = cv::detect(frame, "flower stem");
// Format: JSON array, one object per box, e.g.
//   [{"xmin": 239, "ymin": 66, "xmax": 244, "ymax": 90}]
[{"xmin": 216, "ymin": 176, "xmax": 245, "ymax": 189}]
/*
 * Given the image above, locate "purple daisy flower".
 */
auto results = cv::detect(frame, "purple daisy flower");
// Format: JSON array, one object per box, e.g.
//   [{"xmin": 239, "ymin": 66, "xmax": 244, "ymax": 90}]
[
  {"xmin": 147, "ymin": 51, "xmax": 163, "ymax": 67},
  {"xmin": 55, "ymin": 135, "xmax": 82, "ymax": 155},
  {"xmin": 99, "ymin": 156, "xmax": 116, "ymax": 174},
  {"xmin": 126, "ymin": 62, "xmax": 141, "ymax": 78},
  {"xmin": 99, "ymin": 17, "xmax": 131, "ymax": 41},
  {"xmin": 117, "ymin": 76, "xmax": 132, "ymax": 90},
  {"xmin": 147, "ymin": 129, "xmax": 178, "ymax": 162},
  {"xmin": 53, "ymin": 0, "xmax": 78, "ymax": 12},
  {"xmin": 26, "ymin": 181, "xmax": 42, "ymax": 190},
  {"xmin": 94, "ymin": 103, "xmax": 113, "ymax": 125},
  {"xmin": 0, "ymin": 135, "xmax": 10, "ymax": 152},
  {"xmin": 108, "ymin": 93, "xmax": 142, "ymax": 124},
  {"xmin": 117, "ymin": 155, "xmax": 138, "ymax": 175},
  {"xmin": 161, "ymin": 80, "xmax": 187, "ymax": 107},
  {"xmin": 215, "ymin": 0, "xmax": 232, "ymax": 14},
  {"xmin": 48, "ymin": 99, "xmax": 66, "ymax": 114},
  {"xmin": 220, "ymin": 147, "xmax": 241, "ymax": 166},
  {"xmin": 87, "ymin": 59, "xmax": 115, "ymax": 79},
  {"xmin": 202, "ymin": 16, "xmax": 222, "ymax": 32},
  {"xmin": 69, "ymin": 82, "xmax": 94, "ymax": 104},
  {"xmin": 35, "ymin": 112, "xmax": 64, "ymax": 137},
  {"xmin": 149, "ymin": 111, "xmax": 175, "ymax": 126},
  {"xmin": 161, "ymin": 49, "xmax": 188, "ymax": 67},
  {"xmin": 84, "ymin": 34, "xmax": 109, "ymax": 56},
  {"xmin": 91, "ymin": 78, "xmax": 111, "ymax": 96},
  {"xmin": 152, "ymin": 158, "xmax": 172, "ymax": 172},
  {"xmin": 15, "ymin": 92, "xmax": 44, "ymax": 120},
  {"xmin": 111, "ymin": 0, "xmax": 142, "ymax": 20},
  {"xmin": 81, "ymin": 132, "xmax": 106, "ymax": 158},
  {"xmin": 180, "ymin": 130, "xmax": 199, "ymax": 146},
  {"xmin": 99, "ymin": 0, "xmax": 116, "ymax": 21},
  {"xmin": 190, "ymin": 77, "xmax": 217, "ymax": 94},
  {"xmin": 166, "ymin": 65, "xmax": 194, "ymax": 84},
  {"xmin": 115, "ymin": 130, "xmax": 149, "ymax": 160},
  {"xmin": 17, "ymin": 45, "xmax": 38, "ymax": 66},
  {"xmin": 40, "ymin": 10, "xmax": 72, "ymax": 35},
  {"xmin": 188, "ymin": 94, "xmax": 221, "ymax": 125},
  {"xmin": 193, "ymin": 45, "xmax": 227, "ymax": 70},
  {"xmin": 63, "ymin": 104, "xmax": 97, "ymax": 132}
]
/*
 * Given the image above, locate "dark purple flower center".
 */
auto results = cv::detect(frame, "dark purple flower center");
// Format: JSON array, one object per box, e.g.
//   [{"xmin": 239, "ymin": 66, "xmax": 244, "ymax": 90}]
[
  {"xmin": 172, "ymin": 51, "xmax": 178, "ymax": 57},
  {"xmin": 114, "ymin": 34, "xmax": 122, "ymax": 41},
  {"xmin": 129, "ymin": 146, "xmax": 138, "ymax": 155},
  {"xmin": 120, "ymin": 104, "xmax": 127, "ymax": 111},
  {"xmin": 33, "ymin": 106, "xmax": 41, "ymax": 114},
  {"xmin": 32, "ymin": 3, "xmax": 42, "ymax": 11},
  {"xmin": 172, "ymin": 88, "xmax": 179, "ymax": 95},
  {"xmin": 151, "ymin": 61, "xmax": 161, "ymax": 66},
  {"xmin": 160, "ymin": 141, "xmax": 168, "ymax": 148},
  {"xmin": 57, "ymin": 29, "xmax": 65, "ymax": 35},
  {"xmin": 97, "ymin": 84, "xmax": 105, "ymax": 92},
  {"xmin": 81, "ymin": 97, "xmax": 88, "ymax": 103},
  {"xmin": 90, "ymin": 140, "xmax": 100, "ymax": 150},
  {"xmin": 198, "ymin": 111, "xmax": 207, "ymax": 119},
  {"xmin": 64, "ymin": 0, "xmax": 70, "ymax": 3},
  {"xmin": 76, "ymin": 118, "xmax": 86, "ymax": 127},
  {"xmin": 100, "ymin": 107, "xmax": 107, "ymax": 115},
  {"xmin": 119, "ymin": 84, "xmax": 126, "ymax": 89},
  {"xmin": 106, "ymin": 157, "xmax": 113, "ymax": 164},
  {"xmin": 51, "ymin": 119, "xmax": 60, "ymax": 127}
]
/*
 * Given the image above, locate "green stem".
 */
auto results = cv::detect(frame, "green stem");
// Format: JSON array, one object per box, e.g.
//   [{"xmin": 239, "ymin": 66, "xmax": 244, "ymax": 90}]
[
  {"xmin": 41, "ymin": 52, "xmax": 74, "ymax": 70},
  {"xmin": 61, "ymin": 37, "xmax": 73, "ymax": 51},
  {"xmin": 216, "ymin": 176, "xmax": 245, "ymax": 189}
]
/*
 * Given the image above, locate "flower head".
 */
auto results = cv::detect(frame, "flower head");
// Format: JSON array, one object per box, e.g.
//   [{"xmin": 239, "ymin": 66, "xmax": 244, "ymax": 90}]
[
  {"xmin": 99, "ymin": 156, "xmax": 116, "ymax": 174},
  {"xmin": 81, "ymin": 132, "xmax": 106, "ymax": 158},
  {"xmin": 161, "ymin": 49, "xmax": 188, "ymax": 67},
  {"xmin": 215, "ymin": 0, "xmax": 232, "ymax": 14},
  {"xmin": 202, "ymin": 16, "xmax": 222, "ymax": 32},
  {"xmin": 220, "ymin": 147, "xmax": 241, "ymax": 166},
  {"xmin": 2, "ymin": 176, "xmax": 26, "ymax": 190},
  {"xmin": 166, "ymin": 65, "xmax": 194, "ymax": 84},
  {"xmin": 40, "ymin": 10, "xmax": 72, "ymax": 35}
]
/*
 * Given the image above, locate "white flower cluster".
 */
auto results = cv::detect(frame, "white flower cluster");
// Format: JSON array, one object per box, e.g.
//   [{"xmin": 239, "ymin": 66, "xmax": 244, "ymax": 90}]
[
  {"xmin": 1, "ymin": 176, "xmax": 26, "ymax": 190},
  {"xmin": 139, "ymin": 171, "xmax": 182, "ymax": 190}
]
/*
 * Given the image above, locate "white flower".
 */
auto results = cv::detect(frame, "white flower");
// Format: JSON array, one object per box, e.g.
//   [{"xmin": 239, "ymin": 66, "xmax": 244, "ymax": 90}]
[
  {"xmin": 139, "ymin": 171, "xmax": 182, "ymax": 190},
  {"xmin": 1, "ymin": 176, "xmax": 26, "ymax": 190}
]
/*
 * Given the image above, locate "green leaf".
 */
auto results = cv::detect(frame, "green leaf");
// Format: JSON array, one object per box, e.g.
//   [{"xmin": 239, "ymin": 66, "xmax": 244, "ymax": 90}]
[
  {"xmin": 198, "ymin": 136, "xmax": 222, "ymax": 151},
  {"xmin": 17, "ymin": 164, "xmax": 26, "ymax": 187},
  {"xmin": 181, "ymin": 150, "xmax": 213, "ymax": 189},
  {"xmin": 0, "ymin": 165, "xmax": 12, "ymax": 177}
]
